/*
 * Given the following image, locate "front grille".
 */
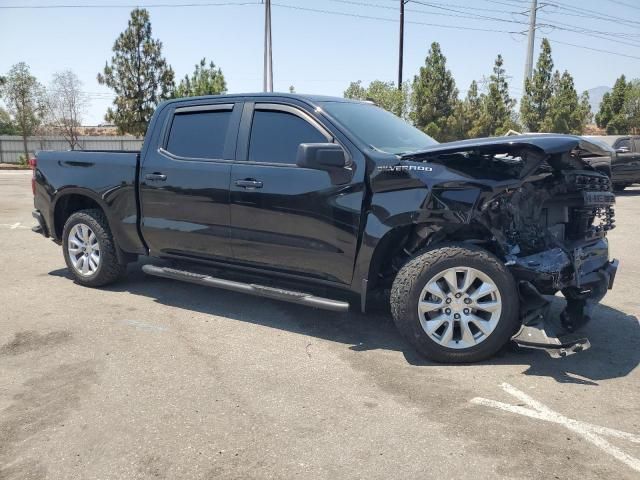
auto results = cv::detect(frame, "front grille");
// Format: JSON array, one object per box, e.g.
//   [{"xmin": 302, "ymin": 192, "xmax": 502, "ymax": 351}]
[{"xmin": 566, "ymin": 171, "xmax": 612, "ymax": 192}]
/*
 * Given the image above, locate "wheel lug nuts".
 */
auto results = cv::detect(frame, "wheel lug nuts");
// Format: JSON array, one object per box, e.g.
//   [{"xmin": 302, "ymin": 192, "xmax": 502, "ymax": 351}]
[
  {"xmin": 455, "ymin": 293, "xmax": 461, "ymax": 298},
  {"xmin": 454, "ymin": 313, "xmax": 461, "ymax": 319},
  {"xmin": 445, "ymin": 298, "xmax": 452, "ymax": 304},
  {"xmin": 444, "ymin": 308, "xmax": 451, "ymax": 315},
  {"xmin": 463, "ymin": 308, "xmax": 470, "ymax": 315},
  {"xmin": 464, "ymin": 298, "xmax": 471, "ymax": 304}
]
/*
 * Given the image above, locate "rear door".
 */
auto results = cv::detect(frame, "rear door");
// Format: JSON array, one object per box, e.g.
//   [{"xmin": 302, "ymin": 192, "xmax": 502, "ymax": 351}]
[
  {"xmin": 228, "ymin": 101, "xmax": 365, "ymax": 285},
  {"xmin": 613, "ymin": 137, "xmax": 640, "ymax": 183},
  {"xmin": 140, "ymin": 101, "xmax": 241, "ymax": 260}
]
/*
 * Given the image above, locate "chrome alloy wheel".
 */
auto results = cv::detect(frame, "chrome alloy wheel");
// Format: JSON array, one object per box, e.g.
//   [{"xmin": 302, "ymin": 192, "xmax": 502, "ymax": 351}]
[
  {"xmin": 417, "ymin": 266, "xmax": 502, "ymax": 349},
  {"xmin": 67, "ymin": 223, "xmax": 101, "ymax": 276}
]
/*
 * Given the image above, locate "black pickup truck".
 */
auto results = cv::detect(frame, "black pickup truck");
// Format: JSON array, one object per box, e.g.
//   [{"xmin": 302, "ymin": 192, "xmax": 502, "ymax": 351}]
[
  {"xmin": 32, "ymin": 93, "xmax": 618, "ymax": 362},
  {"xmin": 588, "ymin": 135, "xmax": 640, "ymax": 191}
]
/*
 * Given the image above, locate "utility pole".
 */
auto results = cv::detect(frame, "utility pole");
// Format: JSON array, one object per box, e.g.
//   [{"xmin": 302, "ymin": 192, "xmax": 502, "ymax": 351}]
[
  {"xmin": 398, "ymin": 0, "xmax": 406, "ymax": 90},
  {"xmin": 263, "ymin": 0, "xmax": 273, "ymax": 92},
  {"xmin": 523, "ymin": 0, "xmax": 538, "ymax": 93}
]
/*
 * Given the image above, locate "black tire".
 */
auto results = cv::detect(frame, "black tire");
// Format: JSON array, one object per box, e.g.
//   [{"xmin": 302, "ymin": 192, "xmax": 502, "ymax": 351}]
[
  {"xmin": 613, "ymin": 184, "xmax": 627, "ymax": 192},
  {"xmin": 390, "ymin": 244, "xmax": 519, "ymax": 363},
  {"xmin": 62, "ymin": 209, "xmax": 127, "ymax": 287}
]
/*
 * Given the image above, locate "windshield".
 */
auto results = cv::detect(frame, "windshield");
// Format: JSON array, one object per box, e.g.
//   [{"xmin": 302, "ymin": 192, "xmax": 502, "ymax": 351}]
[{"xmin": 319, "ymin": 101, "xmax": 438, "ymax": 154}]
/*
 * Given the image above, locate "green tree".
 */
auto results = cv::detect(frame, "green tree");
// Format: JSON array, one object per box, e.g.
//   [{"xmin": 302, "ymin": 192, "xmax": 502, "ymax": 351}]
[
  {"xmin": 411, "ymin": 42, "xmax": 459, "ymax": 141},
  {"xmin": 97, "ymin": 8, "xmax": 174, "ymax": 137},
  {"xmin": 0, "ymin": 62, "xmax": 46, "ymax": 162},
  {"xmin": 474, "ymin": 55, "xmax": 518, "ymax": 137},
  {"xmin": 448, "ymin": 80, "xmax": 481, "ymax": 140},
  {"xmin": 0, "ymin": 107, "xmax": 18, "ymax": 135},
  {"xmin": 542, "ymin": 71, "xmax": 590, "ymax": 134},
  {"xmin": 520, "ymin": 38, "xmax": 554, "ymax": 132},
  {"xmin": 579, "ymin": 91, "xmax": 593, "ymax": 130},
  {"xmin": 173, "ymin": 58, "xmax": 226, "ymax": 98},
  {"xmin": 624, "ymin": 80, "xmax": 640, "ymax": 134},
  {"xmin": 344, "ymin": 80, "xmax": 409, "ymax": 118},
  {"xmin": 596, "ymin": 75, "xmax": 631, "ymax": 134}
]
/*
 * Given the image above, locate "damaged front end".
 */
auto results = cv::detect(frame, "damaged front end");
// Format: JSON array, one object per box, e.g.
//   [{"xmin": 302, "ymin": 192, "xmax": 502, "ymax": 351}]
[{"xmin": 407, "ymin": 135, "xmax": 619, "ymax": 357}]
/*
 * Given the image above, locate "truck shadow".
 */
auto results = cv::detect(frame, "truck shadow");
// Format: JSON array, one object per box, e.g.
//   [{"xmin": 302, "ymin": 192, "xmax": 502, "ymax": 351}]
[{"xmin": 50, "ymin": 261, "xmax": 639, "ymax": 386}]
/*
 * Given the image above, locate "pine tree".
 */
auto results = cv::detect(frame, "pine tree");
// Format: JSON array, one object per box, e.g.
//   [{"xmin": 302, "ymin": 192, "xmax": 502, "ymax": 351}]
[
  {"xmin": 411, "ymin": 42, "xmax": 458, "ymax": 141},
  {"xmin": 624, "ymin": 80, "xmax": 640, "ymax": 134},
  {"xmin": 474, "ymin": 55, "xmax": 518, "ymax": 136},
  {"xmin": 97, "ymin": 8, "xmax": 175, "ymax": 137},
  {"xmin": 596, "ymin": 75, "xmax": 631, "ymax": 134},
  {"xmin": 449, "ymin": 80, "xmax": 481, "ymax": 139},
  {"xmin": 542, "ymin": 71, "xmax": 590, "ymax": 134},
  {"xmin": 173, "ymin": 58, "xmax": 226, "ymax": 98},
  {"xmin": 520, "ymin": 38, "xmax": 554, "ymax": 132},
  {"xmin": 578, "ymin": 91, "xmax": 593, "ymax": 130}
]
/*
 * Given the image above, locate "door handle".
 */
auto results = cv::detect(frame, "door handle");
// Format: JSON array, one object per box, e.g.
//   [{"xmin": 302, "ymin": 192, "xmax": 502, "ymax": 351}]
[
  {"xmin": 235, "ymin": 179, "xmax": 263, "ymax": 189},
  {"xmin": 145, "ymin": 173, "xmax": 167, "ymax": 181}
]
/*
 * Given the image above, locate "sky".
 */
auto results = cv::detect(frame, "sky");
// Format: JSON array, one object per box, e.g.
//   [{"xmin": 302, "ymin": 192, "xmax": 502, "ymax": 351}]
[{"xmin": 1, "ymin": 0, "xmax": 639, "ymax": 124}]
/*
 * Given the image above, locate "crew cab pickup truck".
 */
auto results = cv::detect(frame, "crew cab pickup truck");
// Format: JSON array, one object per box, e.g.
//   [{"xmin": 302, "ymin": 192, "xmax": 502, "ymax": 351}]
[
  {"xmin": 588, "ymin": 135, "xmax": 640, "ymax": 191},
  {"xmin": 32, "ymin": 93, "xmax": 618, "ymax": 362}
]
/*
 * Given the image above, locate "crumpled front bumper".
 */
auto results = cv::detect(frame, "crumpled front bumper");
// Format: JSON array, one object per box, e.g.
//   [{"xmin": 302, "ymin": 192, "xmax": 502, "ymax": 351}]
[{"xmin": 508, "ymin": 238, "xmax": 618, "ymax": 357}]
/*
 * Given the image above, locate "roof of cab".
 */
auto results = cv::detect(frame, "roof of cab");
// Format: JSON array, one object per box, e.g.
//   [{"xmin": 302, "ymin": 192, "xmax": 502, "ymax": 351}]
[{"xmin": 163, "ymin": 92, "xmax": 363, "ymax": 107}]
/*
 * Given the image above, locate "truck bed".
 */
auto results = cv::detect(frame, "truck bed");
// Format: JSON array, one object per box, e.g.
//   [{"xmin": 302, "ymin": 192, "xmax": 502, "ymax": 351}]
[{"xmin": 33, "ymin": 150, "xmax": 145, "ymax": 254}]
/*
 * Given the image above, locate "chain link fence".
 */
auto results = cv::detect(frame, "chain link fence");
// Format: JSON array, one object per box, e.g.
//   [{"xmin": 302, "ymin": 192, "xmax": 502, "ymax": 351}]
[{"xmin": 0, "ymin": 135, "xmax": 144, "ymax": 163}]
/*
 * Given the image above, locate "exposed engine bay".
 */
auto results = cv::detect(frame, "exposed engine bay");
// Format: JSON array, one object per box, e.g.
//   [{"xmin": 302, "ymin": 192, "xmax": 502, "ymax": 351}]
[{"xmin": 402, "ymin": 136, "xmax": 619, "ymax": 357}]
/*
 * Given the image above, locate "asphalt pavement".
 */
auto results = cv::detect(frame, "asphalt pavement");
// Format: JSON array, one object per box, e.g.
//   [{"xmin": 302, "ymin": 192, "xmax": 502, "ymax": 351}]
[{"xmin": 1, "ymin": 170, "xmax": 638, "ymax": 479}]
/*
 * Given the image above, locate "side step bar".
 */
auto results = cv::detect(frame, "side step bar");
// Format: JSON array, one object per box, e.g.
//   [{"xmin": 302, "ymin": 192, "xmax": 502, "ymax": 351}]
[{"xmin": 142, "ymin": 264, "xmax": 350, "ymax": 312}]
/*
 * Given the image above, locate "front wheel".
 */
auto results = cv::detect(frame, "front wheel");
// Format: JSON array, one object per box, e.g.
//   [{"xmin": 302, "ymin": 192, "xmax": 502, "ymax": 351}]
[
  {"xmin": 390, "ymin": 244, "xmax": 519, "ymax": 363},
  {"xmin": 62, "ymin": 209, "xmax": 127, "ymax": 287}
]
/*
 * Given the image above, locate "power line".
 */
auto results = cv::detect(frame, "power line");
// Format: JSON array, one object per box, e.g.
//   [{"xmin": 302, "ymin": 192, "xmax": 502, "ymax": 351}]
[
  {"xmin": 3, "ymin": 0, "xmax": 640, "ymax": 63},
  {"xmin": 410, "ymin": 0, "xmax": 528, "ymax": 25},
  {"xmin": 271, "ymin": 2, "xmax": 523, "ymax": 34},
  {"xmin": 405, "ymin": 0, "xmax": 522, "ymax": 14},
  {"xmin": 0, "ymin": 1, "xmax": 259, "ymax": 9},
  {"xmin": 601, "ymin": 0, "xmax": 640, "ymax": 12},
  {"xmin": 407, "ymin": 0, "xmax": 640, "ymax": 48},
  {"xmin": 544, "ymin": 0, "xmax": 640, "ymax": 27},
  {"xmin": 548, "ymin": 37, "xmax": 640, "ymax": 61},
  {"xmin": 333, "ymin": 0, "xmax": 527, "ymax": 24},
  {"xmin": 402, "ymin": 0, "xmax": 640, "ymax": 50}
]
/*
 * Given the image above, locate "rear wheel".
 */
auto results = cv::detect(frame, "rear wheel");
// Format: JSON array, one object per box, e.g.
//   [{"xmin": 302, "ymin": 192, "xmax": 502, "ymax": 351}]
[
  {"xmin": 390, "ymin": 244, "xmax": 519, "ymax": 363},
  {"xmin": 62, "ymin": 209, "xmax": 127, "ymax": 287}
]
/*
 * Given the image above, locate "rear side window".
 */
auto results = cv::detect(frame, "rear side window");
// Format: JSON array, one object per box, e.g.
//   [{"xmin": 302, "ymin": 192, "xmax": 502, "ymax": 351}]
[
  {"xmin": 166, "ymin": 110, "xmax": 231, "ymax": 159},
  {"xmin": 634, "ymin": 139, "xmax": 640, "ymax": 153},
  {"xmin": 616, "ymin": 138, "xmax": 631, "ymax": 151},
  {"xmin": 248, "ymin": 110, "xmax": 326, "ymax": 164}
]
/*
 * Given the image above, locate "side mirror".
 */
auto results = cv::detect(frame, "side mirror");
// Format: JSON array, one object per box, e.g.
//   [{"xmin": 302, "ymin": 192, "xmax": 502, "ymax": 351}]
[
  {"xmin": 616, "ymin": 146, "xmax": 630, "ymax": 154},
  {"xmin": 296, "ymin": 143, "xmax": 348, "ymax": 170},
  {"xmin": 296, "ymin": 143, "xmax": 352, "ymax": 184}
]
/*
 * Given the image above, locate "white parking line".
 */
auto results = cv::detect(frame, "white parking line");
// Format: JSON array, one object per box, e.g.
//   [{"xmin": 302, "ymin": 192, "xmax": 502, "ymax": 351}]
[
  {"xmin": 0, "ymin": 223, "xmax": 30, "ymax": 230},
  {"xmin": 0, "ymin": 170, "xmax": 31, "ymax": 175},
  {"xmin": 471, "ymin": 383, "xmax": 640, "ymax": 473}
]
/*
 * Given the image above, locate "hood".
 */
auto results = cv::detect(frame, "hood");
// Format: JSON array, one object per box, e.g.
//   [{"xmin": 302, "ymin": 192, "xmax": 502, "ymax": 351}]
[{"xmin": 400, "ymin": 134, "xmax": 613, "ymax": 178}]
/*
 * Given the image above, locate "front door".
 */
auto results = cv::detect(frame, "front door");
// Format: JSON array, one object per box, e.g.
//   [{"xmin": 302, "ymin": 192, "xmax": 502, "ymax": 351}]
[
  {"xmin": 140, "ymin": 102, "xmax": 241, "ymax": 260},
  {"xmin": 228, "ymin": 102, "xmax": 364, "ymax": 285}
]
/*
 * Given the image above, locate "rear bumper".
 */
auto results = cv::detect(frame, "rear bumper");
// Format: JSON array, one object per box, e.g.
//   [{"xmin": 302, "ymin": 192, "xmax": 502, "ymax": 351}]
[{"xmin": 32, "ymin": 209, "xmax": 49, "ymax": 238}]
